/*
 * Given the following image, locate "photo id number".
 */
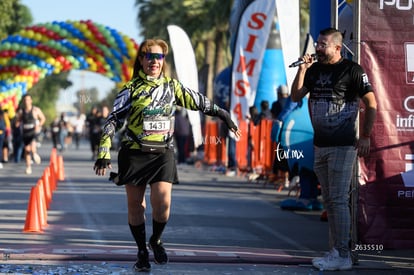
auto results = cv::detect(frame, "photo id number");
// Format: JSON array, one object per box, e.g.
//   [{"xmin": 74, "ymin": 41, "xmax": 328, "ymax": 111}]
[{"xmin": 353, "ymin": 244, "xmax": 384, "ymax": 251}]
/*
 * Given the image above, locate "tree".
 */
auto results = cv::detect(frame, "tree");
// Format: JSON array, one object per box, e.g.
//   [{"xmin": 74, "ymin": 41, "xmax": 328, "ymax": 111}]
[
  {"xmin": 135, "ymin": 0, "xmax": 232, "ymax": 99},
  {"xmin": 134, "ymin": 0, "xmax": 310, "ymax": 99},
  {"xmin": 73, "ymin": 87, "xmax": 99, "ymax": 115},
  {"xmin": 300, "ymin": 0, "xmax": 310, "ymax": 50},
  {"xmin": 0, "ymin": 1, "xmax": 79, "ymax": 122},
  {"xmin": 100, "ymin": 87, "xmax": 120, "ymax": 111},
  {"xmin": 27, "ymin": 72, "xmax": 72, "ymax": 123},
  {"xmin": 0, "ymin": 0, "xmax": 32, "ymax": 40}
]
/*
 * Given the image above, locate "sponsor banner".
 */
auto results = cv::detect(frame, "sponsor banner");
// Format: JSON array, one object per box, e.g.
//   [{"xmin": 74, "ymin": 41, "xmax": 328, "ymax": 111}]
[
  {"xmin": 167, "ymin": 25, "xmax": 203, "ymax": 149},
  {"xmin": 276, "ymin": 0, "xmax": 300, "ymax": 89},
  {"xmin": 230, "ymin": 0, "xmax": 276, "ymax": 123},
  {"xmin": 359, "ymin": 0, "xmax": 414, "ymax": 248}
]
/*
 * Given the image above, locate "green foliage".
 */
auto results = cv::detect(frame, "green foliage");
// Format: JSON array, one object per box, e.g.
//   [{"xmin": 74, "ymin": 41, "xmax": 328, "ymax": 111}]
[
  {"xmin": 135, "ymin": 0, "xmax": 232, "ymax": 73},
  {"xmin": 0, "ymin": 0, "xmax": 32, "ymax": 39},
  {"xmin": 300, "ymin": 0, "xmax": 310, "ymax": 49},
  {"xmin": 0, "ymin": 0, "xmax": 77, "ymax": 121},
  {"xmin": 73, "ymin": 87, "xmax": 99, "ymax": 115},
  {"xmin": 100, "ymin": 87, "xmax": 119, "ymax": 111},
  {"xmin": 27, "ymin": 73, "xmax": 72, "ymax": 124},
  {"xmin": 134, "ymin": 0, "xmax": 309, "ymax": 79}
]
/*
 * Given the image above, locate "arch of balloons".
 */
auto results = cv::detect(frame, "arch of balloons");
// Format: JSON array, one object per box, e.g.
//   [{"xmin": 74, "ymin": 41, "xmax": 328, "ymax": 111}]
[{"xmin": 0, "ymin": 19, "xmax": 139, "ymax": 116}]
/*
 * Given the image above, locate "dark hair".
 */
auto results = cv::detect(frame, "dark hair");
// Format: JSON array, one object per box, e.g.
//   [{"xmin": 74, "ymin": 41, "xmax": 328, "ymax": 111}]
[
  {"xmin": 132, "ymin": 39, "xmax": 169, "ymax": 79},
  {"xmin": 260, "ymin": 100, "xmax": 269, "ymax": 109},
  {"xmin": 319, "ymin": 27, "xmax": 343, "ymax": 45}
]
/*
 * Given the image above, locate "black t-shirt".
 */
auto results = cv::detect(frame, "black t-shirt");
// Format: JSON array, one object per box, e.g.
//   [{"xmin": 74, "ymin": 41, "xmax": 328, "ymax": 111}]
[{"xmin": 304, "ymin": 58, "xmax": 373, "ymax": 147}]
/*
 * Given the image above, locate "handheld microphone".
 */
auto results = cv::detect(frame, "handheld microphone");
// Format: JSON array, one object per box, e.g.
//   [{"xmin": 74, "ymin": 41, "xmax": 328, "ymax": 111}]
[{"xmin": 289, "ymin": 54, "xmax": 317, "ymax": 68}]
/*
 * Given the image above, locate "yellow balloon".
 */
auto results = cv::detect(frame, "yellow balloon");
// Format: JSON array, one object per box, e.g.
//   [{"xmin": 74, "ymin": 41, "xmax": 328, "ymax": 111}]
[
  {"xmin": 34, "ymin": 32, "xmax": 42, "ymax": 41},
  {"xmin": 26, "ymin": 30, "xmax": 35, "ymax": 39},
  {"xmin": 85, "ymin": 57, "xmax": 93, "ymax": 64}
]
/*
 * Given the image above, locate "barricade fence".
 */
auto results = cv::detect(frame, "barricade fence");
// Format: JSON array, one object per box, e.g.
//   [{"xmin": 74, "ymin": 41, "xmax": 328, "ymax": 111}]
[{"xmin": 204, "ymin": 119, "xmax": 277, "ymax": 178}]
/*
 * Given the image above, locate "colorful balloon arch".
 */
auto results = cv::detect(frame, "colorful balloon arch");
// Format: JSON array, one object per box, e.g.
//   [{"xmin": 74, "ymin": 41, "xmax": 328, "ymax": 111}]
[{"xmin": 0, "ymin": 19, "xmax": 139, "ymax": 117}]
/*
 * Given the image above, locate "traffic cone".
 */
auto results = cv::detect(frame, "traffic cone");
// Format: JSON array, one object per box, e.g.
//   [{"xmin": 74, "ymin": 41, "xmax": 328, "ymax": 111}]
[
  {"xmin": 23, "ymin": 186, "xmax": 43, "ymax": 233},
  {"xmin": 57, "ymin": 155, "xmax": 65, "ymax": 181},
  {"xmin": 49, "ymin": 161, "xmax": 57, "ymax": 191},
  {"xmin": 50, "ymin": 148, "xmax": 58, "ymax": 179},
  {"xmin": 37, "ymin": 179, "xmax": 48, "ymax": 228},
  {"xmin": 42, "ymin": 167, "xmax": 52, "ymax": 208}
]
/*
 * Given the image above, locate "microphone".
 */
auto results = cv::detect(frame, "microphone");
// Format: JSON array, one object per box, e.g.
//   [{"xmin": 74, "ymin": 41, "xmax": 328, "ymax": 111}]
[{"xmin": 289, "ymin": 54, "xmax": 317, "ymax": 67}]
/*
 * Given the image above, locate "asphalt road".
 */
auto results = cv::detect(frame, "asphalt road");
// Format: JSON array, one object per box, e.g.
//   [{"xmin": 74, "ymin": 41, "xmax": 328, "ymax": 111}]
[{"xmin": 0, "ymin": 139, "xmax": 413, "ymax": 274}]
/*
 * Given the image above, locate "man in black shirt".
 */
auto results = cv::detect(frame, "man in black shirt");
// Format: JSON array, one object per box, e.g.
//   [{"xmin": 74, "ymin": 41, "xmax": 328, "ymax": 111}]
[{"xmin": 291, "ymin": 27, "xmax": 377, "ymax": 271}]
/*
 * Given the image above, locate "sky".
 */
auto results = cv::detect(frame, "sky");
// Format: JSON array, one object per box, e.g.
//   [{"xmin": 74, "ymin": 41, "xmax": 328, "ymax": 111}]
[{"xmin": 20, "ymin": 0, "xmax": 142, "ymax": 112}]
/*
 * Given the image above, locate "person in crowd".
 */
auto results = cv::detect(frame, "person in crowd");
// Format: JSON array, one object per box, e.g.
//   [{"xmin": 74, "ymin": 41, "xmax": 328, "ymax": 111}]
[
  {"xmin": 245, "ymin": 105, "xmax": 261, "ymax": 178},
  {"xmin": 249, "ymin": 105, "xmax": 260, "ymax": 126},
  {"xmin": 72, "ymin": 114, "xmax": 85, "ymax": 149},
  {"xmin": 58, "ymin": 112, "xmax": 68, "ymax": 152},
  {"xmin": 15, "ymin": 94, "xmax": 46, "ymax": 174},
  {"xmin": 50, "ymin": 116, "xmax": 60, "ymax": 149},
  {"xmin": 270, "ymin": 85, "xmax": 298, "ymax": 189},
  {"xmin": 271, "ymin": 85, "xmax": 289, "ymax": 119},
  {"xmin": 0, "ymin": 110, "xmax": 5, "ymax": 169},
  {"xmin": 86, "ymin": 106, "xmax": 100, "ymax": 160},
  {"xmin": 97, "ymin": 105, "xmax": 109, "ymax": 132},
  {"xmin": 1, "ymin": 109, "xmax": 11, "ymax": 163},
  {"xmin": 11, "ymin": 117, "xmax": 24, "ymax": 163},
  {"xmin": 93, "ymin": 38, "xmax": 241, "ymax": 272},
  {"xmin": 291, "ymin": 27, "xmax": 377, "ymax": 271},
  {"xmin": 257, "ymin": 100, "xmax": 272, "ymax": 121},
  {"xmin": 174, "ymin": 108, "xmax": 191, "ymax": 164}
]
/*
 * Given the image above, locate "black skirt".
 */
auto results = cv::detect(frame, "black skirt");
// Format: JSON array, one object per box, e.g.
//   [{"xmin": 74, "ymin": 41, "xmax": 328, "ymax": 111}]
[{"xmin": 117, "ymin": 146, "xmax": 178, "ymax": 186}]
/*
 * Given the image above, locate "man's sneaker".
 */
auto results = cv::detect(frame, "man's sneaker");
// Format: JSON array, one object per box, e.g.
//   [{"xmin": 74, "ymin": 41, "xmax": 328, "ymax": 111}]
[
  {"xmin": 312, "ymin": 248, "xmax": 336, "ymax": 265},
  {"xmin": 312, "ymin": 248, "xmax": 352, "ymax": 271},
  {"xmin": 133, "ymin": 250, "xmax": 151, "ymax": 272},
  {"xmin": 33, "ymin": 153, "xmax": 41, "ymax": 164},
  {"xmin": 148, "ymin": 240, "xmax": 168, "ymax": 264}
]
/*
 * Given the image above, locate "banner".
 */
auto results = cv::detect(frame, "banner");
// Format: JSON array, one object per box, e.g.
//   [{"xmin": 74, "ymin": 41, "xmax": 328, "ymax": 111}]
[
  {"xmin": 167, "ymin": 25, "xmax": 203, "ymax": 149},
  {"xmin": 358, "ymin": 0, "xmax": 414, "ymax": 249},
  {"xmin": 276, "ymin": 0, "xmax": 300, "ymax": 90},
  {"xmin": 230, "ymin": 0, "xmax": 276, "ymax": 123}
]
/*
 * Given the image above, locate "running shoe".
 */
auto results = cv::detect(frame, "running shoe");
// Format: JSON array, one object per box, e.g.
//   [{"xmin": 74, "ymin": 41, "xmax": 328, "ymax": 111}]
[
  {"xmin": 33, "ymin": 153, "xmax": 41, "ymax": 164},
  {"xmin": 148, "ymin": 240, "xmax": 168, "ymax": 264},
  {"xmin": 133, "ymin": 250, "xmax": 151, "ymax": 272},
  {"xmin": 25, "ymin": 167, "xmax": 32, "ymax": 175},
  {"xmin": 312, "ymin": 248, "xmax": 352, "ymax": 271}
]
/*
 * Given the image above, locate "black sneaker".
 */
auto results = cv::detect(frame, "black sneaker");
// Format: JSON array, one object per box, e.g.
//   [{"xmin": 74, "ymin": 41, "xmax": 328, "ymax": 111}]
[
  {"xmin": 148, "ymin": 240, "xmax": 168, "ymax": 264},
  {"xmin": 133, "ymin": 250, "xmax": 151, "ymax": 272}
]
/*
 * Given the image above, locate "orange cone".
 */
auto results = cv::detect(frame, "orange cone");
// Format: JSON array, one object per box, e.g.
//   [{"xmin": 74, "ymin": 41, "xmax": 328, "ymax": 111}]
[
  {"xmin": 42, "ymin": 167, "xmax": 52, "ymax": 208},
  {"xmin": 57, "ymin": 155, "xmax": 65, "ymax": 181},
  {"xmin": 37, "ymin": 179, "xmax": 48, "ymax": 228},
  {"xmin": 49, "ymin": 162, "xmax": 57, "ymax": 191},
  {"xmin": 23, "ymin": 186, "xmax": 43, "ymax": 233},
  {"xmin": 50, "ymin": 148, "xmax": 58, "ymax": 178}
]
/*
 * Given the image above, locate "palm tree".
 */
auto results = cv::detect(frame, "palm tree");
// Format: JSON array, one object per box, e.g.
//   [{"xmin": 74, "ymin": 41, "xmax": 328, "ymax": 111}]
[{"xmin": 135, "ymin": 0, "xmax": 232, "ymax": 99}]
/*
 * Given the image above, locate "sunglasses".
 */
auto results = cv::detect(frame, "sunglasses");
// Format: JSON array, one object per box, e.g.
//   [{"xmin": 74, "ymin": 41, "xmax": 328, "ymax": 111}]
[{"xmin": 141, "ymin": 52, "xmax": 165, "ymax": 60}]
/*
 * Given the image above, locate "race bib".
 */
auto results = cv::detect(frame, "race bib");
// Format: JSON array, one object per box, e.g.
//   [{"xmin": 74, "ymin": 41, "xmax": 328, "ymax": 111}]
[
  {"xmin": 143, "ymin": 119, "xmax": 170, "ymax": 132},
  {"xmin": 23, "ymin": 123, "xmax": 35, "ymax": 130}
]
